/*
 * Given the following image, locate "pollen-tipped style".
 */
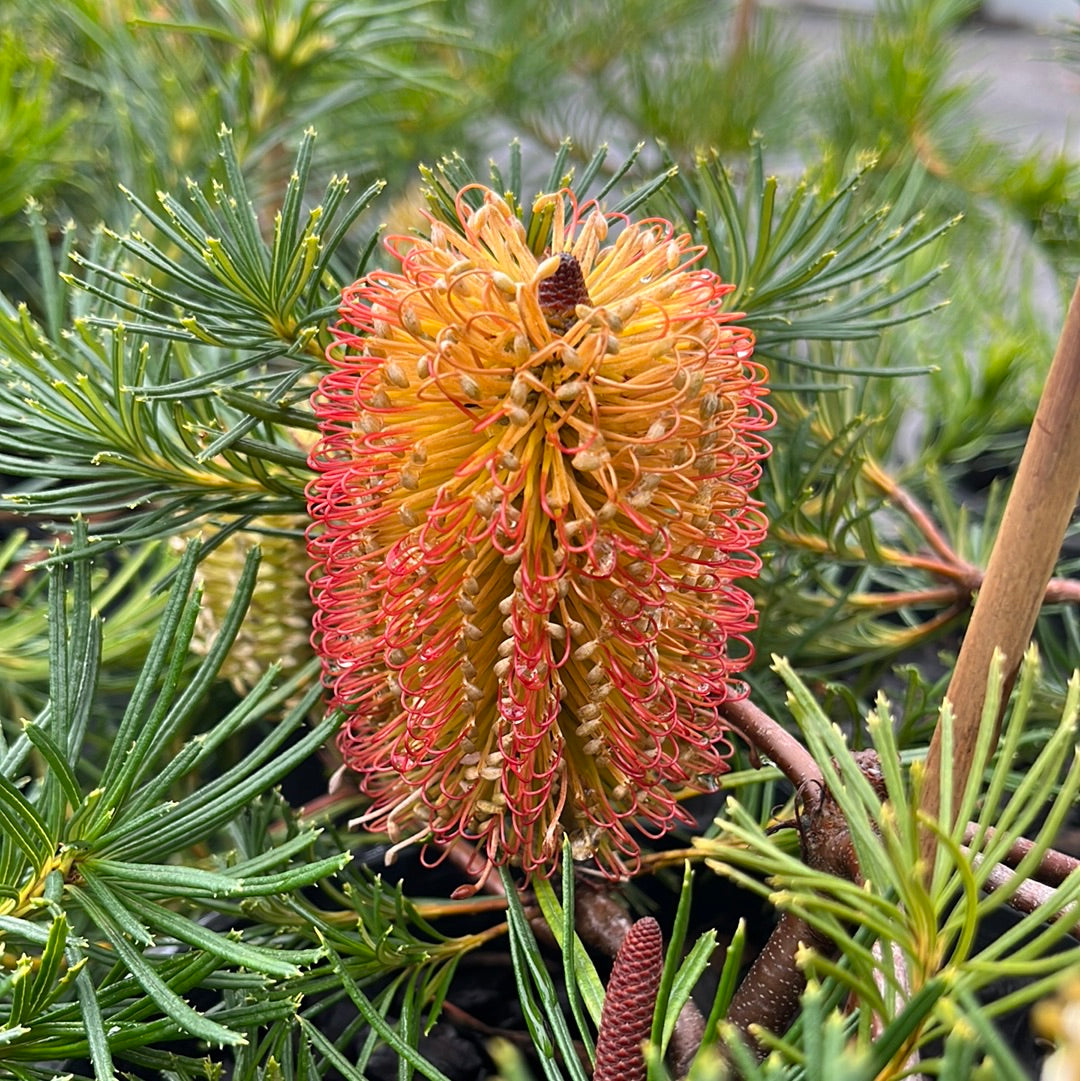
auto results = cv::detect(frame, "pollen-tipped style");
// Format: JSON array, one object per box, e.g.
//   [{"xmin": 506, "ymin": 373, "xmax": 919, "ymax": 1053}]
[{"xmin": 306, "ymin": 184, "xmax": 772, "ymax": 876}]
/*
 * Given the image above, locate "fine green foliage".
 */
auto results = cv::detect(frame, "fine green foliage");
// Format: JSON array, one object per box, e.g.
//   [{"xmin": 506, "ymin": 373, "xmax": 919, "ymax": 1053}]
[
  {"xmin": 0, "ymin": 0, "xmax": 465, "ymax": 218},
  {"xmin": 682, "ymin": 650, "xmax": 1080, "ymax": 1078},
  {"xmin": 0, "ymin": 132, "xmax": 380, "ymax": 557},
  {"xmin": 438, "ymin": 0, "xmax": 802, "ymax": 159},
  {"xmin": 0, "ymin": 527, "xmax": 337, "ymax": 1069},
  {"xmin": 654, "ymin": 148, "xmax": 957, "ymax": 379},
  {"xmin": 0, "ymin": 31, "xmax": 85, "ymax": 243},
  {"xmin": 0, "ymin": 536, "xmax": 181, "ymax": 756},
  {"xmin": 0, "ymin": 526, "xmax": 506, "ymax": 1079}
]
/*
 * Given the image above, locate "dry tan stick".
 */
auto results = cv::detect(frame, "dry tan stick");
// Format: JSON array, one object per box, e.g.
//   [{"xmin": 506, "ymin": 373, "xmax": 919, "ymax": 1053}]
[
  {"xmin": 731, "ymin": 0, "xmax": 757, "ymax": 58},
  {"xmin": 920, "ymin": 277, "xmax": 1080, "ymax": 861}
]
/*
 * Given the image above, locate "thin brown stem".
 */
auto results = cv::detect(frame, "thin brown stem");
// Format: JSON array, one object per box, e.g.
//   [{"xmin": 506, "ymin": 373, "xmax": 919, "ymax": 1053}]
[
  {"xmin": 962, "ymin": 824, "xmax": 1080, "ymax": 888},
  {"xmin": 846, "ymin": 585, "xmax": 967, "ymax": 610},
  {"xmin": 1045, "ymin": 577, "xmax": 1080, "ymax": 604},
  {"xmin": 776, "ymin": 526, "xmax": 1075, "ymax": 605},
  {"xmin": 637, "ymin": 848, "xmax": 708, "ymax": 874},
  {"xmin": 968, "ymin": 851, "xmax": 1077, "ymax": 928},
  {"xmin": 414, "ymin": 899, "xmax": 508, "ymax": 921},
  {"xmin": 864, "ymin": 460, "xmax": 973, "ymax": 570},
  {"xmin": 774, "ymin": 527, "xmax": 979, "ymax": 586},
  {"xmin": 721, "ymin": 697, "xmax": 823, "ymax": 789},
  {"xmin": 440, "ymin": 1000, "xmax": 535, "ymax": 1045}
]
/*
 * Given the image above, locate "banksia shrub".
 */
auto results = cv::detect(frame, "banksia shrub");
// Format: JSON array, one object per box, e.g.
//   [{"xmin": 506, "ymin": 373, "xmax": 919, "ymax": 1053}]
[{"xmin": 307, "ymin": 184, "xmax": 772, "ymax": 876}]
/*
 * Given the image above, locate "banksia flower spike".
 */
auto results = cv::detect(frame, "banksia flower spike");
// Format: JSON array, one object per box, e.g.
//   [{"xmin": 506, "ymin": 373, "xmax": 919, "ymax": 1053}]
[
  {"xmin": 593, "ymin": 917, "xmax": 664, "ymax": 1081},
  {"xmin": 307, "ymin": 184, "xmax": 772, "ymax": 878}
]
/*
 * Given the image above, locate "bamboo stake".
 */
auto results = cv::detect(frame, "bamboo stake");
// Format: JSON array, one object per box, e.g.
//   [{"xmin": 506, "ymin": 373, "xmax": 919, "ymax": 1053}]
[{"xmin": 920, "ymin": 277, "xmax": 1080, "ymax": 860}]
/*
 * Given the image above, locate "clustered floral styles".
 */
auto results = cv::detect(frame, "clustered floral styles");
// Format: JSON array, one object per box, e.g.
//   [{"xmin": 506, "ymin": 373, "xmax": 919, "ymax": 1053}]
[{"xmin": 306, "ymin": 184, "xmax": 773, "ymax": 878}]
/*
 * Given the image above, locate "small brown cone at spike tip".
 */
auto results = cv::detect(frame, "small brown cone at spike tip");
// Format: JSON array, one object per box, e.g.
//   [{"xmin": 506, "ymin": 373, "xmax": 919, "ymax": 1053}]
[
  {"xmin": 593, "ymin": 917, "xmax": 663, "ymax": 1081},
  {"xmin": 538, "ymin": 251, "xmax": 592, "ymax": 332}
]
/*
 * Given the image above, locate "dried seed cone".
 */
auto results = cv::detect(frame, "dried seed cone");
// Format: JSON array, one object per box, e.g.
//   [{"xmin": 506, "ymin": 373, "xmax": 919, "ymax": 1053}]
[
  {"xmin": 307, "ymin": 184, "xmax": 772, "ymax": 875},
  {"xmin": 593, "ymin": 917, "xmax": 663, "ymax": 1081}
]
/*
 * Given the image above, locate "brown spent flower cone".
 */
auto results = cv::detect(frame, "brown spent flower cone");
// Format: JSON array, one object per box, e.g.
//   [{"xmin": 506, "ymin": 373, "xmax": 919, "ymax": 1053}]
[{"xmin": 593, "ymin": 916, "xmax": 663, "ymax": 1081}]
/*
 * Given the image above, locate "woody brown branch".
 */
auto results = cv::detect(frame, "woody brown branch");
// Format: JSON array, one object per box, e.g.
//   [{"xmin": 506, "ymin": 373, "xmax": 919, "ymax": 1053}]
[
  {"xmin": 721, "ymin": 697, "xmax": 822, "ymax": 789},
  {"xmin": 776, "ymin": 398, "xmax": 1080, "ymax": 618},
  {"xmin": 723, "ymin": 910, "xmax": 834, "ymax": 1063},
  {"xmin": 962, "ymin": 825, "xmax": 1080, "ymax": 887},
  {"xmin": 722, "ymin": 753, "xmax": 884, "ymax": 1063},
  {"xmin": 865, "ymin": 459, "xmax": 1080, "ymax": 605},
  {"xmin": 773, "ymin": 525, "xmax": 1079, "ymax": 607},
  {"xmin": 724, "ymin": 698, "xmax": 1080, "ymax": 909},
  {"xmin": 717, "ymin": 700, "xmax": 1080, "ymax": 1069}
]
